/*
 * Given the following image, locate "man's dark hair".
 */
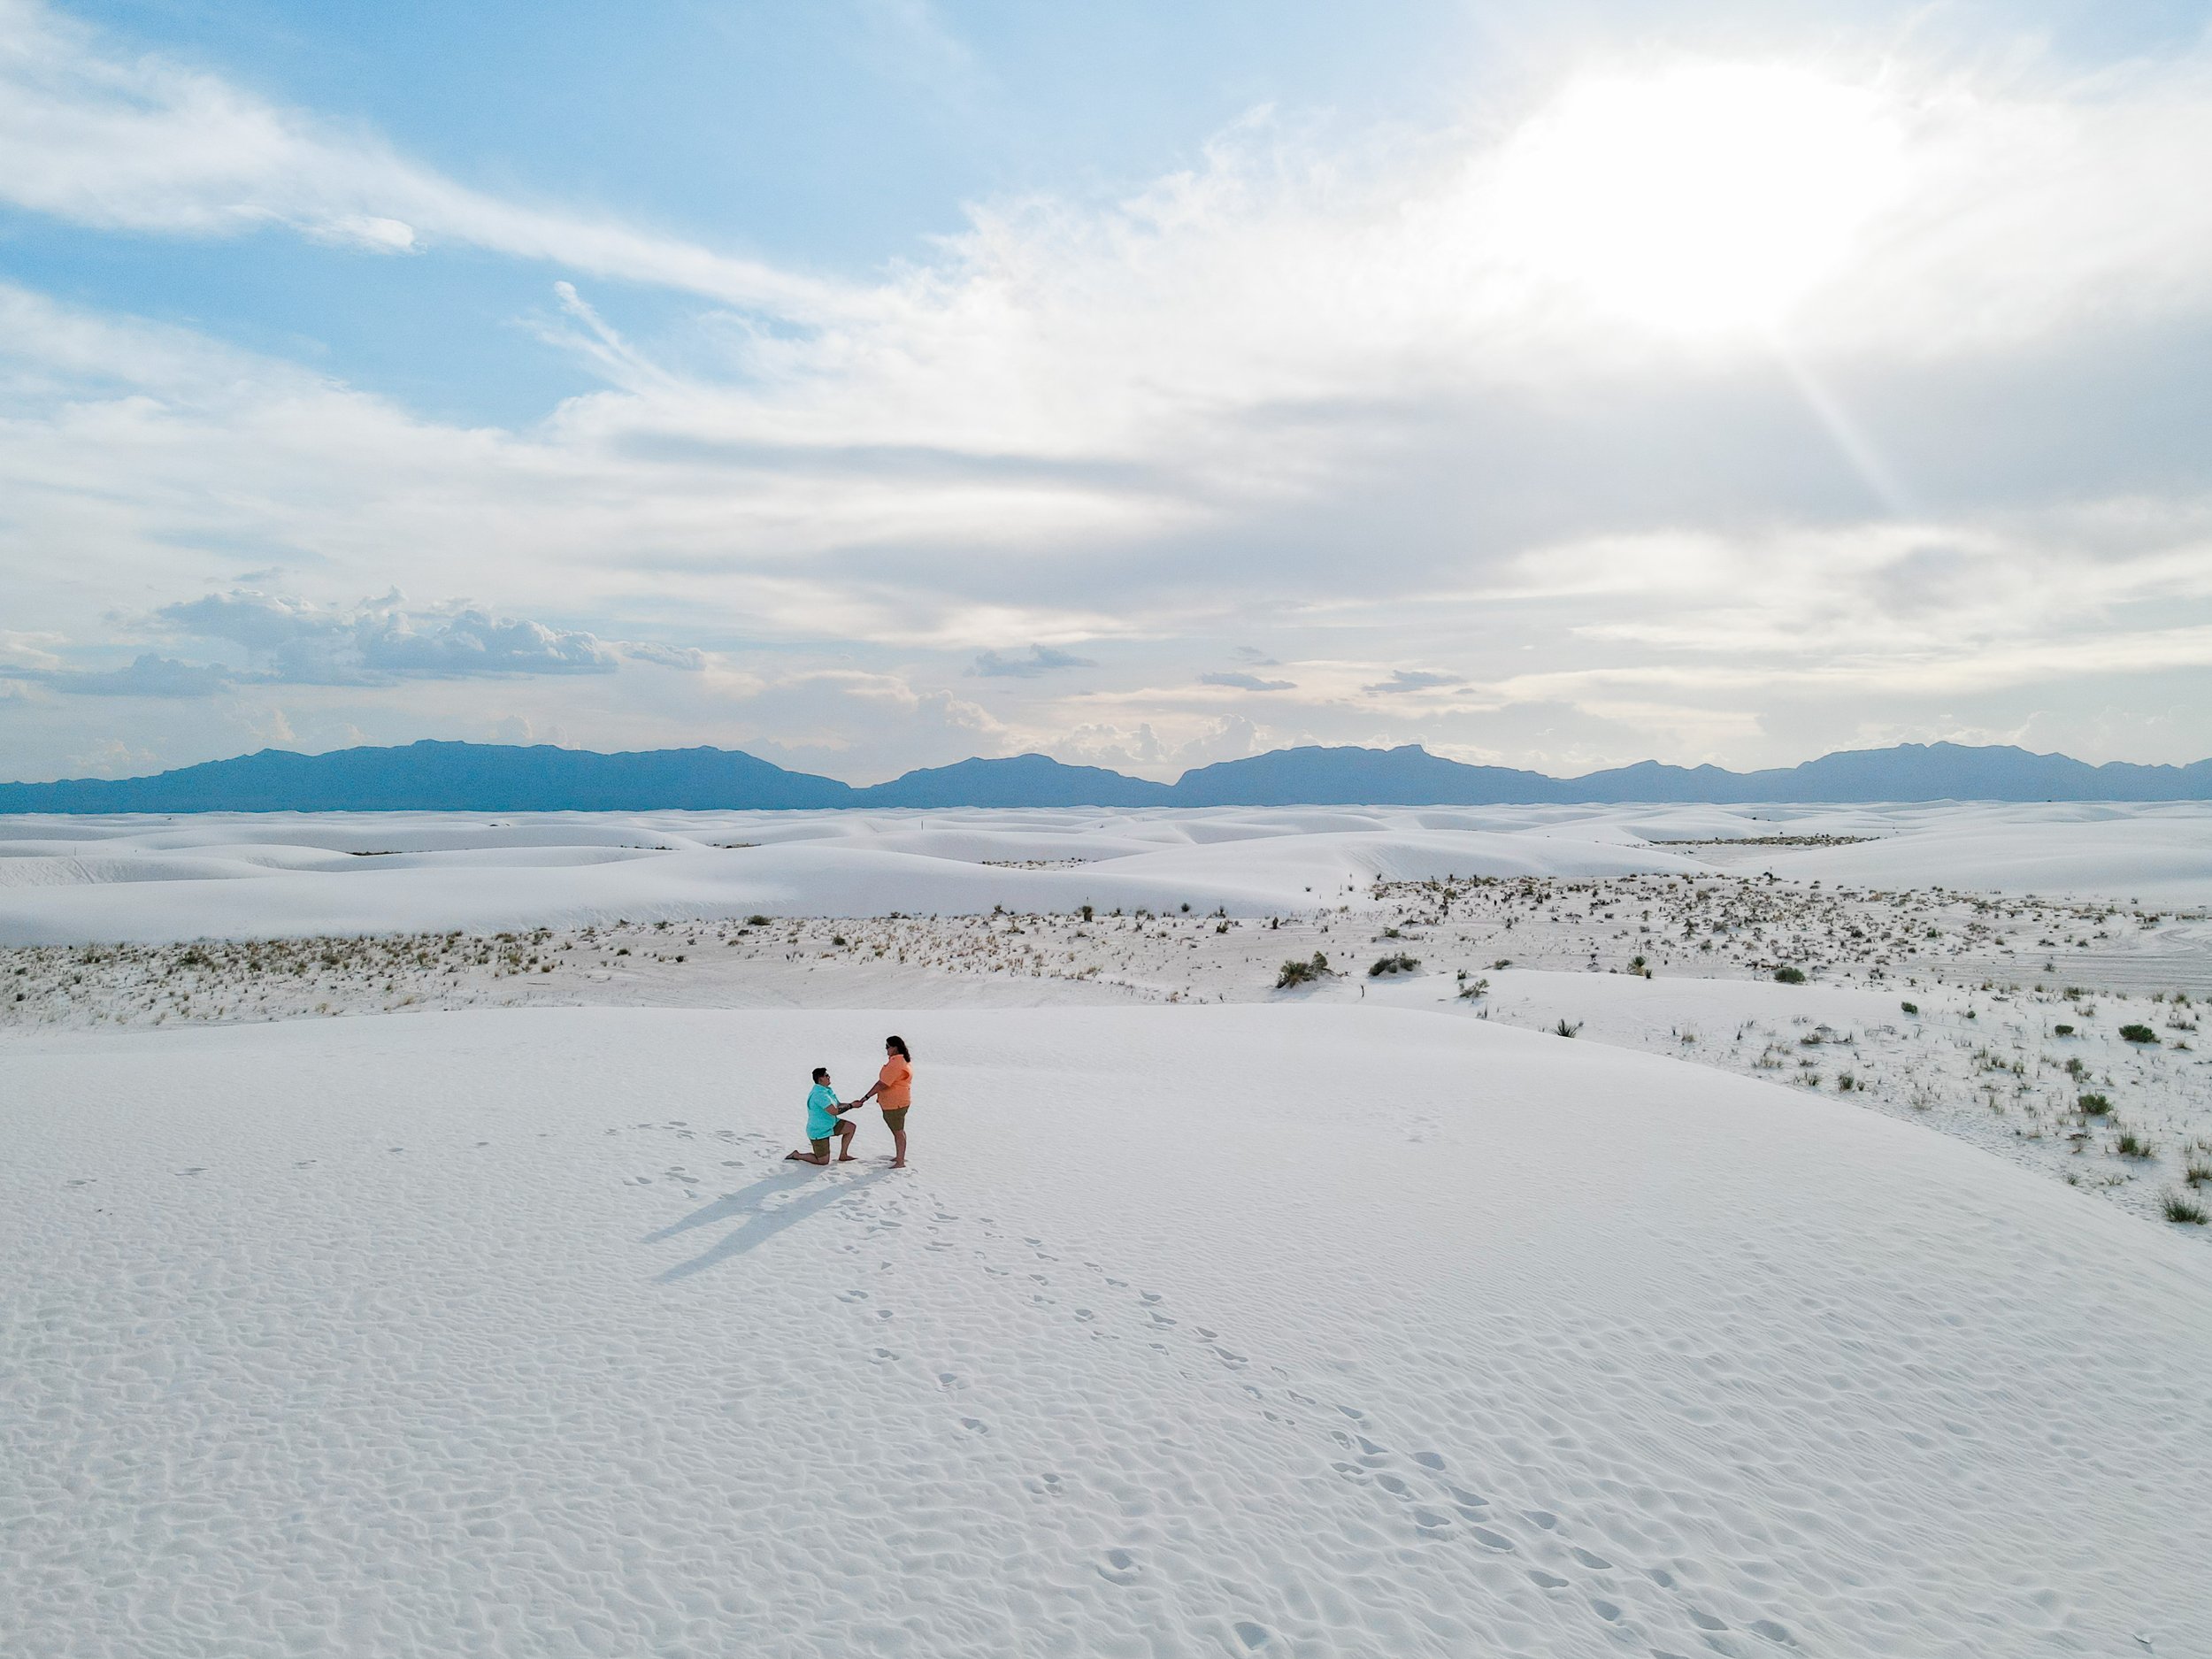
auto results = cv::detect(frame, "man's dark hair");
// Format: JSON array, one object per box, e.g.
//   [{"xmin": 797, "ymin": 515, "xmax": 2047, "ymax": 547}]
[
  {"xmin": 885, "ymin": 1034, "xmax": 910, "ymax": 1059},
  {"xmin": 811, "ymin": 1065, "xmax": 830, "ymax": 1081}
]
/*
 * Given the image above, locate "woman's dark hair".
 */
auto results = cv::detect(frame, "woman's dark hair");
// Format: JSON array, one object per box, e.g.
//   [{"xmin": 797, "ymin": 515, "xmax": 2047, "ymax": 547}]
[
  {"xmin": 885, "ymin": 1034, "xmax": 910, "ymax": 1059},
  {"xmin": 811, "ymin": 1066, "xmax": 830, "ymax": 1081}
]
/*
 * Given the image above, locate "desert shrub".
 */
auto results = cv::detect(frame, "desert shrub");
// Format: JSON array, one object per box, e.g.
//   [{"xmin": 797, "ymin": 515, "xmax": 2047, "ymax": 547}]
[
  {"xmin": 1368, "ymin": 954, "xmax": 1420, "ymax": 978},
  {"xmin": 2162, "ymin": 1194, "xmax": 2208, "ymax": 1225},
  {"xmin": 1554, "ymin": 1018, "xmax": 1580, "ymax": 1039},
  {"xmin": 1457, "ymin": 977, "xmax": 1489, "ymax": 1002},
  {"xmin": 746, "ymin": 914, "xmax": 772, "ymax": 926},
  {"xmin": 1276, "ymin": 953, "xmax": 1331, "ymax": 989},
  {"xmin": 1079, "ymin": 903, "xmax": 1094, "ymax": 922},
  {"xmin": 2078, "ymin": 1093, "xmax": 2111, "ymax": 1115},
  {"xmin": 2053, "ymin": 1022, "xmax": 2074, "ymax": 1036},
  {"xmin": 2119, "ymin": 1023, "xmax": 2158, "ymax": 1044},
  {"xmin": 1773, "ymin": 966, "xmax": 1806, "ymax": 985},
  {"xmin": 2185, "ymin": 1159, "xmax": 2212, "ymax": 1189},
  {"xmin": 2115, "ymin": 1130, "xmax": 2155, "ymax": 1159},
  {"xmin": 1900, "ymin": 1001, "xmax": 1919, "ymax": 1015},
  {"xmin": 1836, "ymin": 1073, "xmax": 1856, "ymax": 1092}
]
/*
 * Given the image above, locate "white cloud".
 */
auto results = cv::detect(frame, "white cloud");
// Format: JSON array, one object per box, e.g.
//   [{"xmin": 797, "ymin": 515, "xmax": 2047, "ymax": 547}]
[
  {"xmin": 618, "ymin": 641, "xmax": 708, "ymax": 672},
  {"xmin": 1363, "ymin": 669, "xmax": 1463, "ymax": 695},
  {"xmin": 0, "ymin": 0, "xmax": 856, "ymax": 316},
  {"xmin": 157, "ymin": 590, "xmax": 618, "ymax": 681},
  {"xmin": 5, "ymin": 14, "xmax": 2212, "ymax": 773},
  {"xmin": 970, "ymin": 645, "xmax": 1099, "ymax": 678},
  {"xmin": 37, "ymin": 652, "xmax": 233, "ymax": 696}
]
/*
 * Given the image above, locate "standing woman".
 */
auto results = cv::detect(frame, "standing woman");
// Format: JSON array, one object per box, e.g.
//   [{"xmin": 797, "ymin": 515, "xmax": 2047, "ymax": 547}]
[{"xmin": 854, "ymin": 1035, "xmax": 914, "ymax": 1168}]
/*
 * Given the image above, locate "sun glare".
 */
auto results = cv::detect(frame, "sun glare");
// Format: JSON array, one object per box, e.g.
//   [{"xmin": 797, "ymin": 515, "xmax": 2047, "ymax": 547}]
[{"xmin": 1493, "ymin": 62, "xmax": 1903, "ymax": 338}]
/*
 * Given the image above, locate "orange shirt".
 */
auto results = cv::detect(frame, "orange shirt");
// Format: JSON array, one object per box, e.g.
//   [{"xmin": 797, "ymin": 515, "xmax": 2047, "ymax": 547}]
[{"xmin": 877, "ymin": 1056, "xmax": 912, "ymax": 1110}]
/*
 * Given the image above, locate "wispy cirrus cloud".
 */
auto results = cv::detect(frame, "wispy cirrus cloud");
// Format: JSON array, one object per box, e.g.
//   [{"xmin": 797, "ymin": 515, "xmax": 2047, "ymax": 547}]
[
  {"xmin": 0, "ymin": 0, "xmax": 858, "ymax": 318},
  {"xmin": 1200, "ymin": 671, "xmax": 1294, "ymax": 691}
]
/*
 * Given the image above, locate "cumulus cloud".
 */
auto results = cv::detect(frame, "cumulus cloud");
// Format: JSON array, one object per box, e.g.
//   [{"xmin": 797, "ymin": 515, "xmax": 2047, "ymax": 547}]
[
  {"xmin": 38, "ymin": 653, "xmax": 234, "ymax": 697},
  {"xmin": 157, "ymin": 590, "xmax": 617, "ymax": 682},
  {"xmin": 1200, "ymin": 672, "xmax": 1294, "ymax": 691},
  {"xmin": 970, "ymin": 645, "xmax": 1100, "ymax": 678}
]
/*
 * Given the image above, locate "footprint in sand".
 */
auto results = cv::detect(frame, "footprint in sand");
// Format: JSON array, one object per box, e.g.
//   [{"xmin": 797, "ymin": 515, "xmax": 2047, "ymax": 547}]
[{"xmin": 990, "ymin": 1218, "xmax": 1809, "ymax": 1659}]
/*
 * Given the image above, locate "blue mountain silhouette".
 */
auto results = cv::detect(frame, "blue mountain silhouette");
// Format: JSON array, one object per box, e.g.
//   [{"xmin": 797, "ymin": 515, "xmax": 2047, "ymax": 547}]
[{"xmin": 3, "ymin": 738, "xmax": 2208, "ymax": 813}]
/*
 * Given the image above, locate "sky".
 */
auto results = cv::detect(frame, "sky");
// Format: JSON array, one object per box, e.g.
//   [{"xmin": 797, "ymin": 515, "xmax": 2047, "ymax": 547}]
[{"xmin": 3, "ymin": 0, "xmax": 2210, "ymax": 786}]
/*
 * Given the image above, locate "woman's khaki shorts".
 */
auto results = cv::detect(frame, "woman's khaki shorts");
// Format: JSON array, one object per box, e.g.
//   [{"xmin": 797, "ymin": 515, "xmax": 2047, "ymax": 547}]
[{"xmin": 880, "ymin": 1107, "xmax": 909, "ymax": 1133}]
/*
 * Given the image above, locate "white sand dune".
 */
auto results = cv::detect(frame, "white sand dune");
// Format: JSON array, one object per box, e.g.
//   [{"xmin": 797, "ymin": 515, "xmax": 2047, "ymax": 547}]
[
  {"xmin": 4, "ymin": 801, "xmax": 2208, "ymax": 946},
  {"xmin": 9, "ymin": 1003, "xmax": 2209, "ymax": 1657},
  {"xmin": 1776, "ymin": 811, "xmax": 2212, "ymax": 903}
]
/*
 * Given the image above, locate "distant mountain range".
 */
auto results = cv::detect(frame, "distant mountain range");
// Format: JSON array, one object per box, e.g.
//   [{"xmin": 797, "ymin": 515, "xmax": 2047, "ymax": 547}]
[{"xmin": 4, "ymin": 739, "xmax": 2210, "ymax": 814}]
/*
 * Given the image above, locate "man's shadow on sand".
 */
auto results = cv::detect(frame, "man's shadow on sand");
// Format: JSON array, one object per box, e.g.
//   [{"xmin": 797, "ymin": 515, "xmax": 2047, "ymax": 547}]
[{"xmin": 646, "ymin": 1167, "xmax": 893, "ymax": 1282}]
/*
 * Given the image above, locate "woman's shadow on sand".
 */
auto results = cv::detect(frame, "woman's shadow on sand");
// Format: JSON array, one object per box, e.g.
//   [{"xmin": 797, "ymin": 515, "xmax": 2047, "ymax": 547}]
[{"xmin": 646, "ymin": 1168, "xmax": 893, "ymax": 1282}]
